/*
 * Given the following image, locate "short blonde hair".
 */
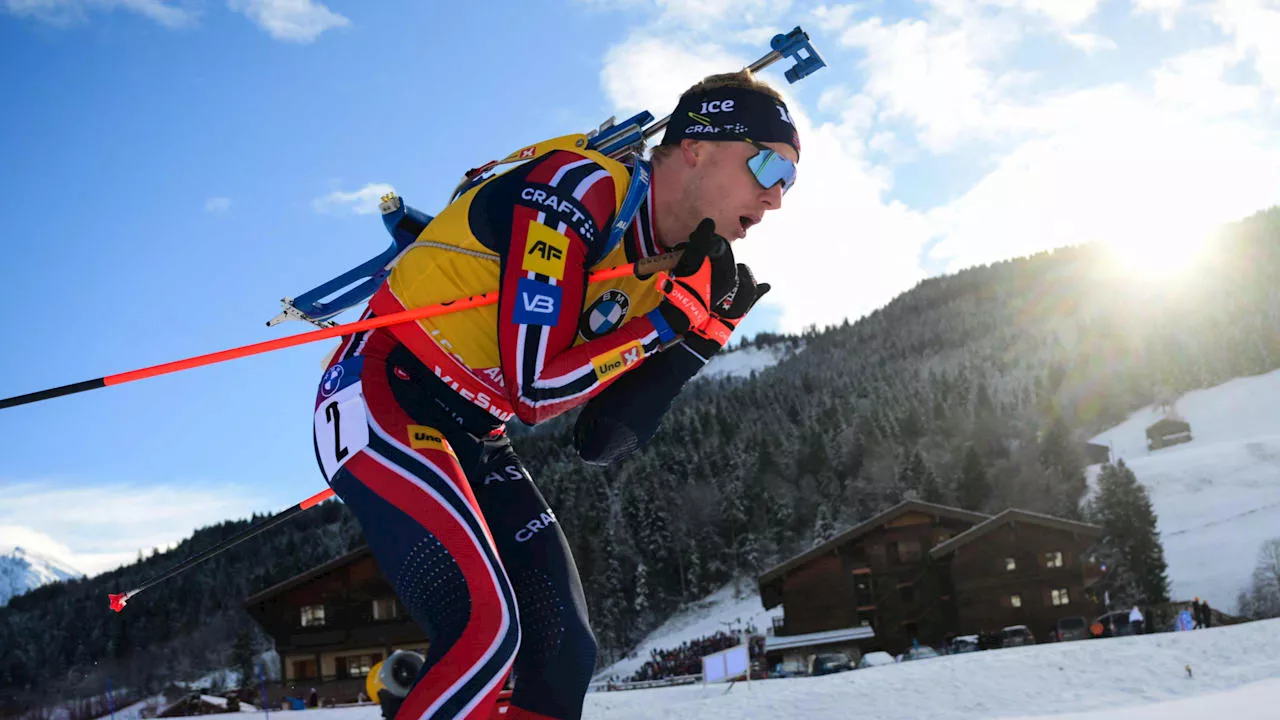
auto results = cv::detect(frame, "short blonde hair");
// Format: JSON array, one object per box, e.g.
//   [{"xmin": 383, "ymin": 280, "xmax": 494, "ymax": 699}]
[{"xmin": 649, "ymin": 70, "xmax": 784, "ymax": 165}]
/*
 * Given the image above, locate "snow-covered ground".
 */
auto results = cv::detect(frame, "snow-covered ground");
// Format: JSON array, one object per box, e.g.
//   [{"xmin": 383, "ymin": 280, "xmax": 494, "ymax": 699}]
[
  {"xmin": 271, "ymin": 618, "xmax": 1280, "ymax": 719},
  {"xmin": 1088, "ymin": 369, "xmax": 1280, "ymax": 611},
  {"xmin": 699, "ymin": 342, "xmax": 799, "ymax": 380},
  {"xmin": 592, "ymin": 581, "xmax": 784, "ymax": 683},
  {"xmin": 0, "ymin": 545, "xmax": 83, "ymax": 606}
]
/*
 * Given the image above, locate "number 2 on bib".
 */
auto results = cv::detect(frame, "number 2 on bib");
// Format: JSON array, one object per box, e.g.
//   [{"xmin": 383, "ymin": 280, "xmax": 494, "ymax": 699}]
[{"xmin": 314, "ymin": 382, "xmax": 369, "ymax": 481}]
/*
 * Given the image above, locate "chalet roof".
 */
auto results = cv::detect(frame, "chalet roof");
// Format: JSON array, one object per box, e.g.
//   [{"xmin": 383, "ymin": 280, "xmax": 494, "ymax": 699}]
[
  {"xmin": 1145, "ymin": 417, "xmax": 1191, "ymax": 434},
  {"xmin": 243, "ymin": 545, "xmax": 372, "ymax": 607},
  {"xmin": 929, "ymin": 508, "xmax": 1102, "ymax": 559},
  {"xmin": 757, "ymin": 501, "xmax": 989, "ymax": 587}
]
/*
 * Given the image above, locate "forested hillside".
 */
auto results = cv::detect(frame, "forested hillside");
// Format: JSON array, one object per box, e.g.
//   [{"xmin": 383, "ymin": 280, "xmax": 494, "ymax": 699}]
[{"xmin": 3, "ymin": 207, "xmax": 1277, "ymax": 716}]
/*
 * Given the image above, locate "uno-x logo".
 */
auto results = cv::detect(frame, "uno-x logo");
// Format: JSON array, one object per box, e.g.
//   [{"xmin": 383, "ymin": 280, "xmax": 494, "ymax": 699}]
[
  {"xmin": 699, "ymin": 99, "xmax": 735, "ymax": 114},
  {"xmin": 515, "ymin": 509, "xmax": 558, "ymax": 543},
  {"xmin": 407, "ymin": 425, "xmax": 447, "ymax": 452},
  {"xmin": 483, "ymin": 464, "xmax": 525, "ymax": 486},
  {"xmin": 591, "ymin": 340, "xmax": 644, "ymax": 382},
  {"xmin": 518, "ymin": 145, "xmax": 537, "ymax": 159}
]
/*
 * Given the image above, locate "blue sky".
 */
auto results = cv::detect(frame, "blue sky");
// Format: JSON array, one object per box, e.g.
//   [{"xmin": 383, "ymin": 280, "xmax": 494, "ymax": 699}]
[{"xmin": 1, "ymin": 0, "xmax": 1278, "ymax": 578}]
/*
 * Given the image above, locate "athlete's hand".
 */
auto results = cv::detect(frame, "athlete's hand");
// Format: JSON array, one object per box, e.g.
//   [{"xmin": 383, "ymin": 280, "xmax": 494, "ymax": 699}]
[
  {"xmin": 653, "ymin": 219, "xmax": 737, "ymax": 335},
  {"xmin": 685, "ymin": 263, "xmax": 771, "ymax": 359}
]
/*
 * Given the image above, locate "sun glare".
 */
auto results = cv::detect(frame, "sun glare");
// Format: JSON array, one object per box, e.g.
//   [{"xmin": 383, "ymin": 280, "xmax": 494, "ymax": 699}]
[{"xmin": 1101, "ymin": 228, "xmax": 1212, "ymax": 283}]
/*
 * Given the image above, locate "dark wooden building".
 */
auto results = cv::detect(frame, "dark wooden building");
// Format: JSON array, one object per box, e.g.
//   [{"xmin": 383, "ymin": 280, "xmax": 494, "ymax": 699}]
[
  {"xmin": 244, "ymin": 545, "xmax": 428, "ymax": 706},
  {"xmin": 1146, "ymin": 417, "xmax": 1192, "ymax": 451},
  {"xmin": 930, "ymin": 509, "xmax": 1104, "ymax": 642},
  {"xmin": 757, "ymin": 501, "xmax": 989, "ymax": 664},
  {"xmin": 1084, "ymin": 442, "xmax": 1111, "ymax": 465}
]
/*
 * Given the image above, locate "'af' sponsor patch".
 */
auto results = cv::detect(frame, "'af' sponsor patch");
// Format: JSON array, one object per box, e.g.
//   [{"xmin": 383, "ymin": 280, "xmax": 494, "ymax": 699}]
[
  {"xmin": 408, "ymin": 425, "xmax": 449, "ymax": 453},
  {"xmin": 512, "ymin": 277, "xmax": 562, "ymax": 326},
  {"xmin": 518, "ymin": 184, "xmax": 598, "ymax": 243},
  {"xmin": 521, "ymin": 223, "xmax": 569, "ymax": 279},
  {"xmin": 591, "ymin": 340, "xmax": 644, "ymax": 382}
]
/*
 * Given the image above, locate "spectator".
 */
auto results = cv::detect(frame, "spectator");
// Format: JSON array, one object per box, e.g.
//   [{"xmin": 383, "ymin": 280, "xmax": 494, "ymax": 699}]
[
  {"xmin": 1192, "ymin": 597, "xmax": 1204, "ymax": 629},
  {"xmin": 1200, "ymin": 599, "xmax": 1213, "ymax": 628},
  {"xmin": 628, "ymin": 630, "xmax": 762, "ymax": 683},
  {"xmin": 308, "ymin": 688, "xmax": 318, "ymax": 708},
  {"xmin": 1128, "ymin": 605, "xmax": 1144, "ymax": 635}
]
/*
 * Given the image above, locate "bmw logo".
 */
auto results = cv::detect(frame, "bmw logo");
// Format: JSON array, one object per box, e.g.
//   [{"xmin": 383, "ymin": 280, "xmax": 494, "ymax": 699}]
[
  {"xmin": 320, "ymin": 364, "xmax": 344, "ymax": 397},
  {"xmin": 580, "ymin": 290, "xmax": 630, "ymax": 341}
]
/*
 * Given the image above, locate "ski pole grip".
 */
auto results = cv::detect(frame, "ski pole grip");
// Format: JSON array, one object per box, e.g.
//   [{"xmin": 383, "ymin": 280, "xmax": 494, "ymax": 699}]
[{"xmin": 633, "ymin": 250, "xmax": 683, "ymax": 279}]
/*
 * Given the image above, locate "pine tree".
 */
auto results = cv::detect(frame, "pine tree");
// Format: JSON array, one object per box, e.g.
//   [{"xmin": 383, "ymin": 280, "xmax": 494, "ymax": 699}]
[
  {"xmin": 956, "ymin": 445, "xmax": 992, "ymax": 511},
  {"xmin": 1039, "ymin": 415, "xmax": 1087, "ymax": 518},
  {"xmin": 811, "ymin": 504, "xmax": 835, "ymax": 546},
  {"xmin": 1089, "ymin": 460, "xmax": 1170, "ymax": 606},
  {"xmin": 229, "ymin": 629, "xmax": 256, "ymax": 690}
]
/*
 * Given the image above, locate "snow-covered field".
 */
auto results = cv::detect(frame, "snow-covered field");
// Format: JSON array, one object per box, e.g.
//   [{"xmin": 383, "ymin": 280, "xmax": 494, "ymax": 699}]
[
  {"xmin": 592, "ymin": 581, "xmax": 784, "ymax": 683},
  {"xmin": 1088, "ymin": 369, "xmax": 1280, "ymax": 611},
  {"xmin": 276, "ymin": 618, "xmax": 1280, "ymax": 719},
  {"xmin": 699, "ymin": 342, "xmax": 798, "ymax": 380}
]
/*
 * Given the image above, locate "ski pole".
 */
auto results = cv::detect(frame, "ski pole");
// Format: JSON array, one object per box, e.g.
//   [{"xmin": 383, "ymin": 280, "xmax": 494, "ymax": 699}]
[
  {"xmin": 1, "ymin": 254, "xmax": 679, "ymax": 412},
  {"xmin": 108, "ymin": 487, "xmax": 336, "ymax": 612}
]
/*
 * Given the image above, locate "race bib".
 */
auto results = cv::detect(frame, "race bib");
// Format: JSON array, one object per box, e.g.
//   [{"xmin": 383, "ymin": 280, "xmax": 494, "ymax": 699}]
[{"xmin": 314, "ymin": 382, "xmax": 370, "ymax": 481}]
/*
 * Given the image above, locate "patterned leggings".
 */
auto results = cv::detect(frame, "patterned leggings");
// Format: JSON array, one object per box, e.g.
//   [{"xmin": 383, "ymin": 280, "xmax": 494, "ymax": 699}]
[{"xmin": 313, "ymin": 328, "xmax": 596, "ymax": 720}]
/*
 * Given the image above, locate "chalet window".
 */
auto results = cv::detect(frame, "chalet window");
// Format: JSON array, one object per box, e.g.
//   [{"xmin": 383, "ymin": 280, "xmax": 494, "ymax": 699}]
[
  {"xmin": 1005, "ymin": 557, "xmax": 1017, "ymax": 572},
  {"xmin": 1044, "ymin": 551, "xmax": 1064, "ymax": 568},
  {"xmin": 373, "ymin": 597, "xmax": 398, "ymax": 621},
  {"xmin": 344, "ymin": 654, "xmax": 376, "ymax": 678},
  {"xmin": 1052, "ymin": 588, "xmax": 1071, "ymax": 606},
  {"xmin": 897, "ymin": 540, "xmax": 922, "ymax": 563},
  {"xmin": 1010, "ymin": 594, "xmax": 1023, "ymax": 608},
  {"xmin": 300, "ymin": 604, "xmax": 326, "ymax": 628},
  {"xmin": 291, "ymin": 659, "xmax": 317, "ymax": 680}
]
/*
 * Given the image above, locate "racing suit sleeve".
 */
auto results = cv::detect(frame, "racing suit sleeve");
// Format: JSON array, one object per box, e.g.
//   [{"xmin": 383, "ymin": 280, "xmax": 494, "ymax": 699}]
[
  {"xmin": 572, "ymin": 341, "xmax": 708, "ymax": 465},
  {"xmin": 480, "ymin": 150, "xmax": 671, "ymax": 426}
]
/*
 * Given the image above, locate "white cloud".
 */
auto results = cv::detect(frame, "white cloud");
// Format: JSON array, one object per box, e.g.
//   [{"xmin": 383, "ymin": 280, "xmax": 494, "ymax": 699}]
[
  {"xmin": 927, "ymin": 87, "xmax": 1280, "ymax": 272},
  {"xmin": 1064, "ymin": 32, "xmax": 1117, "ymax": 54},
  {"xmin": 1210, "ymin": 0, "xmax": 1280, "ymax": 99},
  {"xmin": 1153, "ymin": 44, "xmax": 1258, "ymax": 116},
  {"xmin": 841, "ymin": 14, "xmax": 1021, "ymax": 152},
  {"xmin": 204, "ymin": 196, "xmax": 232, "ymax": 213},
  {"xmin": 810, "ymin": 3, "xmax": 859, "ymax": 33},
  {"xmin": 312, "ymin": 183, "xmax": 395, "ymax": 216},
  {"xmin": 227, "ymin": 0, "xmax": 347, "ymax": 42},
  {"xmin": 3, "ymin": 0, "xmax": 194, "ymax": 27},
  {"xmin": 1132, "ymin": 0, "xmax": 1183, "ymax": 30},
  {"xmin": 0, "ymin": 480, "xmax": 272, "ymax": 577}
]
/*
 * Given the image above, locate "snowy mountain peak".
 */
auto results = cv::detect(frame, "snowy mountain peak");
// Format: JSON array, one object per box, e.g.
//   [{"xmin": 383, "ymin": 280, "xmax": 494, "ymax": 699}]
[{"xmin": 0, "ymin": 545, "xmax": 83, "ymax": 607}]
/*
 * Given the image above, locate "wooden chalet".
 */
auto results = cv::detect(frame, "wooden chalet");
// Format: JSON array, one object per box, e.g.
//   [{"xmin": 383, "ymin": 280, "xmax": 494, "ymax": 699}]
[
  {"xmin": 756, "ymin": 501, "xmax": 989, "ymax": 665},
  {"xmin": 1084, "ymin": 442, "xmax": 1110, "ymax": 465},
  {"xmin": 244, "ymin": 545, "xmax": 429, "ymax": 706},
  {"xmin": 930, "ymin": 509, "xmax": 1104, "ymax": 643}
]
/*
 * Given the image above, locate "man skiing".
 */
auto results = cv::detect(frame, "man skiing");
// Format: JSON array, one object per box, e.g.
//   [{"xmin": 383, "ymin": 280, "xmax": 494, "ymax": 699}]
[{"xmin": 311, "ymin": 69, "xmax": 799, "ymax": 720}]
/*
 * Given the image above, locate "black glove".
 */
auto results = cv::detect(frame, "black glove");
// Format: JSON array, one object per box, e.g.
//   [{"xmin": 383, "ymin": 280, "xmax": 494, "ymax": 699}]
[
  {"xmin": 684, "ymin": 263, "xmax": 771, "ymax": 359},
  {"xmin": 651, "ymin": 219, "xmax": 738, "ymax": 335}
]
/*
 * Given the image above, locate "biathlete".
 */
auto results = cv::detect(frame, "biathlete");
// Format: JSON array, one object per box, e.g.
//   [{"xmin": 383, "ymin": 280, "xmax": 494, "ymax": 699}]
[{"xmin": 310, "ymin": 69, "xmax": 800, "ymax": 720}]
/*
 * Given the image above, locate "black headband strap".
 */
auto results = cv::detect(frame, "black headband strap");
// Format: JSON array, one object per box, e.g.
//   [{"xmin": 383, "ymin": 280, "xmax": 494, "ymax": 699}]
[{"xmin": 660, "ymin": 87, "xmax": 801, "ymax": 158}]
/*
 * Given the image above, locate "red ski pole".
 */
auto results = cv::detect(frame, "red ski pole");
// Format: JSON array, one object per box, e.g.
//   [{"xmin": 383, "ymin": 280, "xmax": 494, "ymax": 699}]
[
  {"xmin": 108, "ymin": 488, "xmax": 336, "ymax": 612},
  {"xmin": 1, "ymin": 258, "xmax": 668, "ymax": 412}
]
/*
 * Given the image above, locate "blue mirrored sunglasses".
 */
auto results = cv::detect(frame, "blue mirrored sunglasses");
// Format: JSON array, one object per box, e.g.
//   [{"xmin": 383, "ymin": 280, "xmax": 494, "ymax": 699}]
[{"xmin": 745, "ymin": 140, "xmax": 797, "ymax": 194}]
